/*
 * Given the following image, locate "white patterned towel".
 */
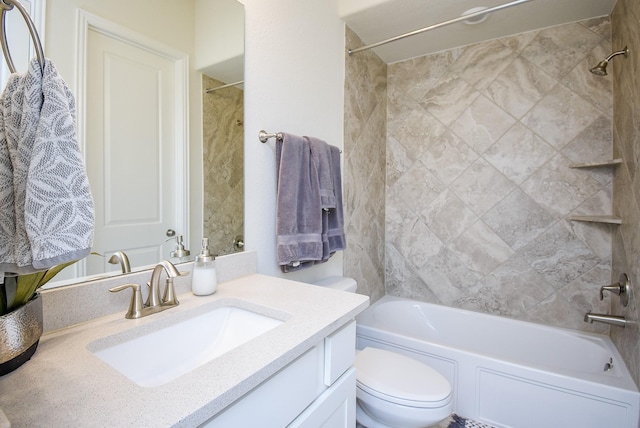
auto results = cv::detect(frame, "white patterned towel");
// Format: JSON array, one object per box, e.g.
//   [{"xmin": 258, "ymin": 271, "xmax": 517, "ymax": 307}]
[{"xmin": 0, "ymin": 58, "xmax": 94, "ymax": 274}]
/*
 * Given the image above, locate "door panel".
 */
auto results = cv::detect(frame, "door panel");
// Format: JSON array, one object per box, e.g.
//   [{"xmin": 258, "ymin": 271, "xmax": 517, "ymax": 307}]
[{"xmin": 86, "ymin": 28, "xmax": 181, "ymax": 275}]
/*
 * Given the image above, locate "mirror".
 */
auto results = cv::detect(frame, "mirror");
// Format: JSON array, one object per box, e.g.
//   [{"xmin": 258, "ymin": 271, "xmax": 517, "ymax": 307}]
[
  {"xmin": 202, "ymin": 75, "xmax": 244, "ymax": 257},
  {"xmin": 39, "ymin": 0, "xmax": 244, "ymax": 287}
]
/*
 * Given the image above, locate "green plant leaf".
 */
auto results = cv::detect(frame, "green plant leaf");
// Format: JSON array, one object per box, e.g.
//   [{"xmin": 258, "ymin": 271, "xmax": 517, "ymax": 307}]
[
  {"xmin": 39, "ymin": 260, "xmax": 79, "ymax": 286},
  {"xmin": 15, "ymin": 272, "xmax": 46, "ymax": 306},
  {"xmin": 1, "ymin": 276, "xmax": 18, "ymax": 316},
  {"xmin": 3, "ymin": 259, "xmax": 80, "ymax": 315}
]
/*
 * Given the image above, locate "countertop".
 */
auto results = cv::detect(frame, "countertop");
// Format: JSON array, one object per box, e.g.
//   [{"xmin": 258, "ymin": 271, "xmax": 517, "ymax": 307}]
[{"xmin": 0, "ymin": 274, "xmax": 369, "ymax": 427}]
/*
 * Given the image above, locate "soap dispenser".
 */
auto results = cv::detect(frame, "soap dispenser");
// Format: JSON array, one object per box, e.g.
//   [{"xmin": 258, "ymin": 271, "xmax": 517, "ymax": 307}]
[
  {"xmin": 192, "ymin": 238, "xmax": 217, "ymax": 296},
  {"xmin": 167, "ymin": 232, "xmax": 190, "ymax": 261}
]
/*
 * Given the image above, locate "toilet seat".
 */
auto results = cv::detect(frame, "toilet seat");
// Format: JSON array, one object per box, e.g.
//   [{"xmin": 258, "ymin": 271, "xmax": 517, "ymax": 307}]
[{"xmin": 355, "ymin": 347, "xmax": 452, "ymax": 408}]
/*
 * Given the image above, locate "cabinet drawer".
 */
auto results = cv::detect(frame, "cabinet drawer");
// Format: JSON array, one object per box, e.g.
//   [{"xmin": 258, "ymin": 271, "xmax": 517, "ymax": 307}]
[{"xmin": 324, "ymin": 321, "xmax": 355, "ymax": 386}]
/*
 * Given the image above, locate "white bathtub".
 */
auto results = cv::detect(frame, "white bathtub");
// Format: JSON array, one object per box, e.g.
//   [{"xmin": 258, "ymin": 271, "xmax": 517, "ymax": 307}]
[{"xmin": 355, "ymin": 295, "xmax": 640, "ymax": 428}]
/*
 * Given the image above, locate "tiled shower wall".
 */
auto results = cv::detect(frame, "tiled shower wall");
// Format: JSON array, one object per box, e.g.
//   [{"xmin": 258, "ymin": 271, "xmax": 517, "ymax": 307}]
[
  {"xmin": 202, "ymin": 75, "xmax": 244, "ymax": 256},
  {"xmin": 611, "ymin": 0, "xmax": 640, "ymax": 387},
  {"xmin": 343, "ymin": 28, "xmax": 387, "ymax": 301},
  {"xmin": 380, "ymin": 17, "xmax": 616, "ymax": 333}
]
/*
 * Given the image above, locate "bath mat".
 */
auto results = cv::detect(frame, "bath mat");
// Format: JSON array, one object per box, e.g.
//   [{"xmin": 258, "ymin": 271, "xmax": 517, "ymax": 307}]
[{"xmin": 447, "ymin": 414, "xmax": 495, "ymax": 428}]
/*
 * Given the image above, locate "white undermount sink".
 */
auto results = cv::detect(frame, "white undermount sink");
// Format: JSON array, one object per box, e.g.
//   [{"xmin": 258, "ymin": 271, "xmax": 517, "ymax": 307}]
[{"xmin": 88, "ymin": 304, "xmax": 286, "ymax": 387}]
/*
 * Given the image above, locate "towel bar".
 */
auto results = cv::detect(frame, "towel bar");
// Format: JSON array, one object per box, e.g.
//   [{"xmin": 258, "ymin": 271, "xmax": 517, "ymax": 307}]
[{"xmin": 259, "ymin": 130, "xmax": 342, "ymax": 152}]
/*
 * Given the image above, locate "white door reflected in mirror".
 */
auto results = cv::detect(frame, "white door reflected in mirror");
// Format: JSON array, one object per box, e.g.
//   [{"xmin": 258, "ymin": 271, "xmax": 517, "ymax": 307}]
[{"xmin": 84, "ymin": 25, "xmax": 186, "ymax": 277}]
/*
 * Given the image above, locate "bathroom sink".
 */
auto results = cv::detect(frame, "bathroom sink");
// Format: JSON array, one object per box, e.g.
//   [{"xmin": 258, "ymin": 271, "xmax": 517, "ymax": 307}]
[{"xmin": 88, "ymin": 305, "xmax": 285, "ymax": 387}]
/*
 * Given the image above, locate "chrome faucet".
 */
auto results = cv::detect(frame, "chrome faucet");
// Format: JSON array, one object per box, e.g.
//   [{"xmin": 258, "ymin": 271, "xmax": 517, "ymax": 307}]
[
  {"xmin": 108, "ymin": 251, "xmax": 131, "ymax": 274},
  {"xmin": 145, "ymin": 260, "xmax": 181, "ymax": 308},
  {"xmin": 110, "ymin": 260, "xmax": 182, "ymax": 319},
  {"xmin": 584, "ymin": 311, "xmax": 628, "ymax": 328}
]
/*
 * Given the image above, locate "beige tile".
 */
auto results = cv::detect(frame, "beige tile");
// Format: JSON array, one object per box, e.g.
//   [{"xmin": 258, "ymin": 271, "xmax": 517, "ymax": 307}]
[
  {"xmin": 520, "ymin": 23, "xmax": 602, "ymax": 80},
  {"xmin": 521, "ymin": 221, "xmax": 601, "ymax": 288},
  {"xmin": 419, "ymin": 75, "xmax": 480, "ymax": 126},
  {"xmin": 420, "ymin": 129, "xmax": 478, "ymax": 185},
  {"xmin": 522, "ymin": 83, "xmax": 603, "ymax": 150},
  {"xmin": 484, "ymin": 56, "xmax": 557, "ymax": 119},
  {"xmin": 450, "ymin": 95, "xmax": 516, "ymax": 153},
  {"xmin": 393, "ymin": 161, "xmax": 446, "ymax": 215},
  {"xmin": 521, "ymin": 153, "xmax": 602, "ymax": 218},
  {"xmin": 484, "ymin": 122, "xmax": 556, "ymax": 185},
  {"xmin": 561, "ymin": 40, "xmax": 614, "ymax": 116},
  {"xmin": 449, "ymin": 220, "xmax": 514, "ymax": 275},
  {"xmin": 450, "ymin": 157, "xmax": 516, "ymax": 216},
  {"xmin": 483, "ymin": 189, "xmax": 556, "ymax": 251},
  {"xmin": 422, "ymin": 190, "xmax": 478, "ymax": 243},
  {"xmin": 452, "ymin": 39, "xmax": 517, "ymax": 91}
]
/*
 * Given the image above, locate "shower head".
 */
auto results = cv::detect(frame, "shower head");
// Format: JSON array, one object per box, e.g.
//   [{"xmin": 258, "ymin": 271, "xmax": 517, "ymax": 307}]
[
  {"xmin": 589, "ymin": 60, "xmax": 609, "ymax": 76},
  {"xmin": 589, "ymin": 46, "xmax": 629, "ymax": 76}
]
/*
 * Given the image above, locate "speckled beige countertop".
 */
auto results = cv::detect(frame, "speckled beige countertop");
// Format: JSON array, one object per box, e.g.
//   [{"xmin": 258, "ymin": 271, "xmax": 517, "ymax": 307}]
[{"xmin": 0, "ymin": 273, "xmax": 369, "ymax": 427}]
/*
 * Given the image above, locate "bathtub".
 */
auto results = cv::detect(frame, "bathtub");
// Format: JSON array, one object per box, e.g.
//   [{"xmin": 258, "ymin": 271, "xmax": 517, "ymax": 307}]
[{"xmin": 355, "ymin": 295, "xmax": 640, "ymax": 428}]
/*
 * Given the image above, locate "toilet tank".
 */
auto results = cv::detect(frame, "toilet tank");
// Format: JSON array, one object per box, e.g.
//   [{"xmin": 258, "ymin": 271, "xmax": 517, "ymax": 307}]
[{"xmin": 312, "ymin": 276, "xmax": 357, "ymax": 293}]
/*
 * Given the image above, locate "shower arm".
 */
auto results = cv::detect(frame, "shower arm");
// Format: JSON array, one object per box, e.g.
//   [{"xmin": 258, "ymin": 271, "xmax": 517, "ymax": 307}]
[{"xmin": 603, "ymin": 47, "xmax": 629, "ymax": 63}]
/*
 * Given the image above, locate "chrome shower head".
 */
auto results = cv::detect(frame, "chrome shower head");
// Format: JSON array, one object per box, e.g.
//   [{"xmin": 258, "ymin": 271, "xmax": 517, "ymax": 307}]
[
  {"xmin": 589, "ymin": 60, "xmax": 609, "ymax": 76},
  {"xmin": 590, "ymin": 46, "xmax": 629, "ymax": 76}
]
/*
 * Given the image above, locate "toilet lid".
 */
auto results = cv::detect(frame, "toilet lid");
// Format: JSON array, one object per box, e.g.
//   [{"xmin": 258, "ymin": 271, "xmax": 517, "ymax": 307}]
[{"xmin": 355, "ymin": 347, "xmax": 451, "ymax": 405}]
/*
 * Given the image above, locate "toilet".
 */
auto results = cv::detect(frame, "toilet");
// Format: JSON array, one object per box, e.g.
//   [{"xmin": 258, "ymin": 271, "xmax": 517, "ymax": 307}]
[{"xmin": 312, "ymin": 277, "xmax": 453, "ymax": 428}]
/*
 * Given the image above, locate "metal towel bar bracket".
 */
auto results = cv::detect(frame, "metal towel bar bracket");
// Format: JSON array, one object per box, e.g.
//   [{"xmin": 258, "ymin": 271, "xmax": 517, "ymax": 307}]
[
  {"xmin": 259, "ymin": 130, "xmax": 283, "ymax": 143},
  {"xmin": 0, "ymin": 0, "xmax": 44, "ymax": 73}
]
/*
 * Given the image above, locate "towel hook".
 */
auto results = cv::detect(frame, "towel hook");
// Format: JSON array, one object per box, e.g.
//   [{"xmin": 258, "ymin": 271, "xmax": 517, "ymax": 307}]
[{"xmin": 0, "ymin": 0, "xmax": 45, "ymax": 74}]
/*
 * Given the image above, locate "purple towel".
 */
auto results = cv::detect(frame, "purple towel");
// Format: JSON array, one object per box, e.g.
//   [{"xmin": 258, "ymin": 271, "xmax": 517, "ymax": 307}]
[
  {"xmin": 325, "ymin": 145, "xmax": 346, "ymax": 255},
  {"xmin": 276, "ymin": 134, "xmax": 346, "ymax": 272},
  {"xmin": 308, "ymin": 136, "xmax": 336, "ymax": 210},
  {"xmin": 275, "ymin": 133, "xmax": 323, "ymax": 269},
  {"xmin": 316, "ymin": 144, "xmax": 345, "ymax": 263}
]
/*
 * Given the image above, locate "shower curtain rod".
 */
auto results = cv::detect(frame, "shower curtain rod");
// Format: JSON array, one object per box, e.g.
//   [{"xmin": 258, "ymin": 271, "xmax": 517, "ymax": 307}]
[
  {"xmin": 205, "ymin": 80, "xmax": 244, "ymax": 93},
  {"xmin": 347, "ymin": 0, "xmax": 533, "ymax": 55}
]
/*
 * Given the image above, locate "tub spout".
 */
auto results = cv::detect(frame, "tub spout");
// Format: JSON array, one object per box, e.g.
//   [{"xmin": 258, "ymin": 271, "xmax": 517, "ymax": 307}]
[{"xmin": 584, "ymin": 311, "xmax": 627, "ymax": 328}]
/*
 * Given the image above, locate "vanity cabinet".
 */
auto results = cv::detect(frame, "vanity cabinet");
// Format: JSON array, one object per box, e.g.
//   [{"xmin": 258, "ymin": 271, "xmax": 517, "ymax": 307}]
[{"xmin": 203, "ymin": 321, "xmax": 357, "ymax": 427}]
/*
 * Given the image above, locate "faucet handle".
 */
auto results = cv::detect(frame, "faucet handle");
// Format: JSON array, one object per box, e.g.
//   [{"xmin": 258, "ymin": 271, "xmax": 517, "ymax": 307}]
[
  {"xmin": 109, "ymin": 283, "xmax": 144, "ymax": 319},
  {"xmin": 162, "ymin": 270, "xmax": 190, "ymax": 306},
  {"xmin": 600, "ymin": 284, "xmax": 623, "ymax": 300},
  {"xmin": 599, "ymin": 273, "xmax": 631, "ymax": 306},
  {"xmin": 162, "ymin": 277, "xmax": 179, "ymax": 306}
]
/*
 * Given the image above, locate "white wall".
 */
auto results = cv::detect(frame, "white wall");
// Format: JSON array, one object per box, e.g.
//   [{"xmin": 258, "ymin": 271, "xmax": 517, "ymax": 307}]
[
  {"xmin": 240, "ymin": 0, "xmax": 346, "ymax": 281},
  {"xmin": 195, "ymin": 0, "xmax": 244, "ymax": 83},
  {"xmin": 0, "ymin": 0, "xmax": 45, "ymax": 88}
]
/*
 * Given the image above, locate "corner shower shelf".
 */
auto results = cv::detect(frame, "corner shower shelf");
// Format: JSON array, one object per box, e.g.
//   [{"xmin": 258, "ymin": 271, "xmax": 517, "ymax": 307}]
[
  {"xmin": 569, "ymin": 215, "xmax": 622, "ymax": 224},
  {"xmin": 567, "ymin": 159, "xmax": 622, "ymax": 225},
  {"xmin": 569, "ymin": 158, "xmax": 622, "ymax": 168}
]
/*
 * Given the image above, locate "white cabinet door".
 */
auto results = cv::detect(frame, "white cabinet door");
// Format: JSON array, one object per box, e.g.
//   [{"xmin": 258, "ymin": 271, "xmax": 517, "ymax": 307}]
[{"xmin": 288, "ymin": 368, "xmax": 357, "ymax": 428}]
